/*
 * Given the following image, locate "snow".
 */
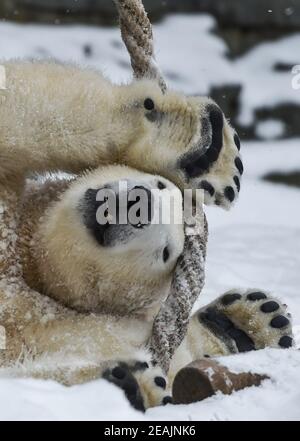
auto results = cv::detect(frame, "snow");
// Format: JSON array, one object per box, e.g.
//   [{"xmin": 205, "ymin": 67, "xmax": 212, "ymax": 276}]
[
  {"xmin": 255, "ymin": 119, "xmax": 285, "ymax": 140},
  {"xmin": 0, "ymin": 376, "xmax": 145, "ymax": 421},
  {"xmin": 234, "ymin": 35, "xmax": 300, "ymax": 126},
  {"xmin": 1, "ymin": 14, "xmax": 299, "ymax": 128},
  {"xmin": 148, "ymin": 349, "xmax": 300, "ymax": 421},
  {"xmin": 203, "ymin": 139, "xmax": 300, "ymax": 319},
  {"xmin": 0, "ymin": 16, "xmax": 300, "ymax": 421}
]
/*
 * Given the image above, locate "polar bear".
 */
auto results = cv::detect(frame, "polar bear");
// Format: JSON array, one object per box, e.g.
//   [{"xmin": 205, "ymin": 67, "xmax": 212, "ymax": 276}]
[
  {"xmin": 0, "ymin": 61, "xmax": 242, "ymax": 210},
  {"xmin": 0, "ymin": 143, "xmax": 293, "ymax": 410}
]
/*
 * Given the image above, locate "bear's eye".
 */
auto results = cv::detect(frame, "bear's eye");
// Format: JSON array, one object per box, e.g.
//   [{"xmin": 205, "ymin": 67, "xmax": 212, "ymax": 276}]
[
  {"xmin": 163, "ymin": 246, "xmax": 170, "ymax": 263},
  {"xmin": 144, "ymin": 98, "xmax": 155, "ymax": 111},
  {"xmin": 157, "ymin": 181, "xmax": 166, "ymax": 190}
]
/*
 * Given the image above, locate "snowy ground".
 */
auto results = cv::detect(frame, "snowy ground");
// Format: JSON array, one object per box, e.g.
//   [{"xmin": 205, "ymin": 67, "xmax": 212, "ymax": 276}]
[
  {"xmin": 0, "ymin": 16, "xmax": 300, "ymax": 421},
  {"xmin": 1, "ymin": 139, "xmax": 299, "ymax": 422},
  {"xmin": 1, "ymin": 14, "xmax": 299, "ymax": 128}
]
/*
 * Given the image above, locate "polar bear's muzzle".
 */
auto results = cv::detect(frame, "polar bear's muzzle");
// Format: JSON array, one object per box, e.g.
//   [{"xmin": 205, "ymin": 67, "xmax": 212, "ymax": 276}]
[{"xmin": 76, "ymin": 174, "xmax": 184, "ymax": 269}]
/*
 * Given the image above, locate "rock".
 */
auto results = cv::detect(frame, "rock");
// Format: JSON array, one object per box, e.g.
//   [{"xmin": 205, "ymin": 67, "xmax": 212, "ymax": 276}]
[{"xmin": 172, "ymin": 359, "xmax": 269, "ymax": 405}]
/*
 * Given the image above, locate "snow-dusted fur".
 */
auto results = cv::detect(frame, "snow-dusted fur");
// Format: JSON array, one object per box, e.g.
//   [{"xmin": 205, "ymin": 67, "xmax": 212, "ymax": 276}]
[
  {"xmin": 0, "ymin": 61, "xmax": 292, "ymax": 409},
  {"xmin": 0, "ymin": 164, "xmax": 200, "ymax": 407},
  {"xmin": 0, "ymin": 61, "xmax": 242, "ymax": 210},
  {"xmin": 0, "ymin": 164, "xmax": 293, "ymax": 409}
]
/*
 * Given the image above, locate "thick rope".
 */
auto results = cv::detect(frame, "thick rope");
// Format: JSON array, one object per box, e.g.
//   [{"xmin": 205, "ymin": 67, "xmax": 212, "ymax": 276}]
[
  {"xmin": 114, "ymin": 0, "xmax": 207, "ymax": 373},
  {"xmin": 113, "ymin": 0, "xmax": 167, "ymax": 92},
  {"xmin": 150, "ymin": 217, "xmax": 208, "ymax": 373}
]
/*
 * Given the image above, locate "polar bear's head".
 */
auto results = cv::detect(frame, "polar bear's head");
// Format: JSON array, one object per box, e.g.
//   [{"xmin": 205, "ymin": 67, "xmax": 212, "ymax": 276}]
[{"xmin": 35, "ymin": 166, "xmax": 186, "ymax": 317}]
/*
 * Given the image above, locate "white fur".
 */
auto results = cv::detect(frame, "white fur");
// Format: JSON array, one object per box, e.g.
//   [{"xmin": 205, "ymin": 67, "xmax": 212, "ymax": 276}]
[
  {"xmin": 0, "ymin": 60, "xmax": 242, "ymax": 209},
  {"xmin": 0, "ymin": 61, "xmax": 283, "ymax": 410}
]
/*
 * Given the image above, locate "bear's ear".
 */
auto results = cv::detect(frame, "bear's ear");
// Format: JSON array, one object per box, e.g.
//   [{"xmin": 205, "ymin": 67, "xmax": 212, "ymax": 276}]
[{"xmin": 114, "ymin": 0, "xmax": 167, "ymax": 93}]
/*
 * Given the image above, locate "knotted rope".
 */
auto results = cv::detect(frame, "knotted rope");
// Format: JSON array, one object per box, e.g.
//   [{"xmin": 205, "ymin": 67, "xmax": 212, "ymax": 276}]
[
  {"xmin": 113, "ymin": 0, "xmax": 167, "ymax": 92},
  {"xmin": 114, "ymin": 0, "xmax": 207, "ymax": 373},
  {"xmin": 150, "ymin": 219, "xmax": 208, "ymax": 373}
]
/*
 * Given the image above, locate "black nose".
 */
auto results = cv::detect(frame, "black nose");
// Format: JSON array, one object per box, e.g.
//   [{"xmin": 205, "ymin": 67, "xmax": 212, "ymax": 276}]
[
  {"xmin": 127, "ymin": 186, "xmax": 153, "ymax": 225},
  {"xmin": 80, "ymin": 185, "xmax": 154, "ymax": 245}
]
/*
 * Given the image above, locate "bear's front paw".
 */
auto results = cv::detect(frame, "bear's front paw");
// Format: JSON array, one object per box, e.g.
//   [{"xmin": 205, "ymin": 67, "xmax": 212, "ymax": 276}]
[
  {"xmin": 179, "ymin": 102, "xmax": 242, "ymax": 210},
  {"xmin": 103, "ymin": 361, "xmax": 145, "ymax": 411}
]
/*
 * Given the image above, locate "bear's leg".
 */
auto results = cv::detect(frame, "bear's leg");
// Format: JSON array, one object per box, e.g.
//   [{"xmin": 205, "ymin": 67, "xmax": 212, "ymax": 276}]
[
  {"xmin": 0, "ymin": 308, "xmax": 171, "ymax": 411},
  {"xmin": 168, "ymin": 289, "xmax": 293, "ymax": 382},
  {"xmin": 0, "ymin": 277, "xmax": 171, "ymax": 411},
  {"xmin": 0, "ymin": 182, "xmax": 170, "ymax": 411}
]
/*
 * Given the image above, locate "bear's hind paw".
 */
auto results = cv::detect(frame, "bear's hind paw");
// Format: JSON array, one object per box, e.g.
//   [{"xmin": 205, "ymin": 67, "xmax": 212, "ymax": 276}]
[{"xmin": 198, "ymin": 289, "xmax": 294, "ymax": 354}]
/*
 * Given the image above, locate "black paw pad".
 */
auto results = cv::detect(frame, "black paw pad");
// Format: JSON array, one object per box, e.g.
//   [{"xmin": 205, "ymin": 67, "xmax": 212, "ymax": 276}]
[
  {"xmin": 179, "ymin": 106, "xmax": 224, "ymax": 179},
  {"xmin": 180, "ymin": 152, "xmax": 209, "ymax": 178},
  {"xmin": 235, "ymin": 157, "xmax": 244, "ymax": 175},
  {"xmin": 234, "ymin": 175, "xmax": 240, "ymax": 192},
  {"xmin": 162, "ymin": 396, "xmax": 173, "ymax": 406},
  {"xmin": 224, "ymin": 186, "xmax": 235, "ymax": 202},
  {"xmin": 260, "ymin": 301, "xmax": 280, "ymax": 313},
  {"xmin": 112, "ymin": 366, "xmax": 126, "ymax": 380},
  {"xmin": 154, "ymin": 376, "xmax": 167, "ymax": 389},
  {"xmin": 103, "ymin": 364, "xmax": 145, "ymax": 412},
  {"xmin": 199, "ymin": 308, "xmax": 255, "ymax": 352},
  {"xmin": 206, "ymin": 147, "xmax": 220, "ymax": 162},
  {"xmin": 228, "ymin": 328, "xmax": 256, "ymax": 352},
  {"xmin": 196, "ymin": 155, "xmax": 209, "ymax": 172},
  {"xmin": 247, "ymin": 292, "xmax": 267, "ymax": 301},
  {"xmin": 144, "ymin": 98, "xmax": 155, "ymax": 111},
  {"xmin": 209, "ymin": 107, "xmax": 224, "ymax": 154},
  {"xmin": 221, "ymin": 293, "xmax": 242, "ymax": 306},
  {"xmin": 133, "ymin": 361, "xmax": 149, "ymax": 372},
  {"xmin": 200, "ymin": 180, "xmax": 215, "ymax": 196},
  {"xmin": 278, "ymin": 335, "xmax": 293, "ymax": 348},
  {"xmin": 199, "ymin": 309, "xmax": 232, "ymax": 332},
  {"xmin": 270, "ymin": 315, "xmax": 290, "ymax": 329},
  {"xmin": 234, "ymin": 133, "xmax": 241, "ymax": 151}
]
